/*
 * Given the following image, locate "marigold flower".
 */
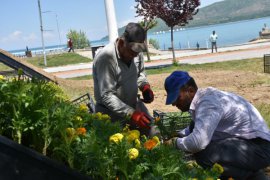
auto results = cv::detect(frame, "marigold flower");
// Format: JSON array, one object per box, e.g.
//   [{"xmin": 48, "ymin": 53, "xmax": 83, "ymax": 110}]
[
  {"xmin": 144, "ymin": 139, "xmax": 158, "ymax": 150},
  {"xmin": 212, "ymin": 163, "xmax": 224, "ymax": 174},
  {"xmin": 75, "ymin": 116, "xmax": 83, "ymax": 122},
  {"xmin": 79, "ymin": 104, "xmax": 88, "ymax": 112},
  {"xmin": 135, "ymin": 139, "xmax": 141, "ymax": 149},
  {"xmin": 186, "ymin": 160, "xmax": 198, "ymax": 169},
  {"xmin": 128, "ymin": 148, "xmax": 139, "ymax": 160},
  {"xmin": 76, "ymin": 127, "xmax": 87, "ymax": 136},
  {"xmin": 109, "ymin": 133, "xmax": 124, "ymax": 144},
  {"xmin": 101, "ymin": 114, "xmax": 111, "ymax": 121},
  {"xmin": 205, "ymin": 178, "xmax": 214, "ymax": 180},
  {"xmin": 0, "ymin": 75, "xmax": 5, "ymax": 81},
  {"xmin": 95, "ymin": 112, "xmax": 102, "ymax": 120},
  {"xmin": 152, "ymin": 136, "xmax": 160, "ymax": 144},
  {"xmin": 66, "ymin": 128, "xmax": 76, "ymax": 137},
  {"xmin": 126, "ymin": 130, "xmax": 140, "ymax": 142}
]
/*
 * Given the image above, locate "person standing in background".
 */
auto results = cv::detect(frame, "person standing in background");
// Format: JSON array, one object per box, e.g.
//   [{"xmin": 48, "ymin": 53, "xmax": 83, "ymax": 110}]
[
  {"xmin": 210, "ymin": 31, "xmax": 218, "ymax": 53},
  {"xmin": 67, "ymin": 38, "xmax": 74, "ymax": 53}
]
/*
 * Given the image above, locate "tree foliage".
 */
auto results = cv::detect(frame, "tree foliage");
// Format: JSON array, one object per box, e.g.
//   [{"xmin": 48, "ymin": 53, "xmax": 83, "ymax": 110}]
[
  {"xmin": 66, "ymin": 30, "xmax": 91, "ymax": 49},
  {"xmin": 149, "ymin": 38, "xmax": 160, "ymax": 49},
  {"xmin": 135, "ymin": 0, "xmax": 200, "ymax": 63},
  {"xmin": 139, "ymin": 19, "xmax": 157, "ymax": 61}
]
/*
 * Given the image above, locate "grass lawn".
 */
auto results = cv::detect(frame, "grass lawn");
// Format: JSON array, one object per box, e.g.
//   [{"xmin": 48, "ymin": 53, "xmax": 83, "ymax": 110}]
[{"xmin": 25, "ymin": 52, "xmax": 91, "ymax": 68}]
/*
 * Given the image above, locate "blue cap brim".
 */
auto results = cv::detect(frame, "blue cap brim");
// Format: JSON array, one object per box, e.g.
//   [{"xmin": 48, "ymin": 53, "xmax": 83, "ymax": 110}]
[{"xmin": 165, "ymin": 89, "xmax": 179, "ymax": 105}]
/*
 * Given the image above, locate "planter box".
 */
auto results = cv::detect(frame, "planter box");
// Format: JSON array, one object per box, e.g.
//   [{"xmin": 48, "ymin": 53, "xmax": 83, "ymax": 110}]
[
  {"xmin": 264, "ymin": 54, "xmax": 270, "ymax": 73},
  {"xmin": 0, "ymin": 135, "xmax": 91, "ymax": 180}
]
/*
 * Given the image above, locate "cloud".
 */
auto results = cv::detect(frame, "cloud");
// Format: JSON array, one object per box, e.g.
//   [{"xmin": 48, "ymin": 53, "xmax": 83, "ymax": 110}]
[{"xmin": 0, "ymin": 30, "xmax": 39, "ymax": 43}]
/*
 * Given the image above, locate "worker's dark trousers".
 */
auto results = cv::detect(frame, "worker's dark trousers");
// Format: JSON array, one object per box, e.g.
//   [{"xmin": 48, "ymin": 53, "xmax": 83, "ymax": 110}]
[
  {"xmin": 211, "ymin": 42, "xmax": 217, "ymax": 53},
  {"xmin": 194, "ymin": 137, "xmax": 270, "ymax": 180}
]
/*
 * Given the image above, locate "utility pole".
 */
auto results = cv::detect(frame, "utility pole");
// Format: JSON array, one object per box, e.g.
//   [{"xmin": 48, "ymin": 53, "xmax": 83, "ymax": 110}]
[
  {"xmin": 38, "ymin": 0, "xmax": 47, "ymax": 66},
  {"xmin": 104, "ymin": 0, "xmax": 118, "ymax": 43},
  {"xmin": 55, "ymin": 13, "xmax": 62, "ymax": 49}
]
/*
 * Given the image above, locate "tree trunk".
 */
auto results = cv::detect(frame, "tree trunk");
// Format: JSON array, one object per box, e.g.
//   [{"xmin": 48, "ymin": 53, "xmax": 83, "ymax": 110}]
[
  {"xmin": 145, "ymin": 33, "xmax": 151, "ymax": 61},
  {"xmin": 170, "ymin": 26, "xmax": 176, "ymax": 64}
]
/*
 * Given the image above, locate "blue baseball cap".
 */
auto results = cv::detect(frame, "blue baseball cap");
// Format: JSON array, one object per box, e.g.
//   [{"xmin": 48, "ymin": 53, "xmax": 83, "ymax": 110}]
[{"xmin": 164, "ymin": 71, "xmax": 191, "ymax": 105}]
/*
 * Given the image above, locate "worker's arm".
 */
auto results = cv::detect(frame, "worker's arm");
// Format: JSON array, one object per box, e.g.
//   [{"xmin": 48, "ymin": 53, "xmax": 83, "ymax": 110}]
[{"xmin": 175, "ymin": 98, "xmax": 223, "ymax": 153}]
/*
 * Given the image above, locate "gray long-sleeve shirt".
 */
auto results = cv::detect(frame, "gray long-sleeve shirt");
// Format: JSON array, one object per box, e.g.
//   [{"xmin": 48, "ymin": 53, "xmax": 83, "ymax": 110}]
[
  {"xmin": 176, "ymin": 87, "xmax": 270, "ymax": 153},
  {"xmin": 92, "ymin": 41, "xmax": 148, "ymax": 119}
]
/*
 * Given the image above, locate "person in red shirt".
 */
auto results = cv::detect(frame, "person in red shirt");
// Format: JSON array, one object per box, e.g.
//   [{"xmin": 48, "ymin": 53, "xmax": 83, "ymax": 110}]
[{"xmin": 67, "ymin": 38, "xmax": 74, "ymax": 52}]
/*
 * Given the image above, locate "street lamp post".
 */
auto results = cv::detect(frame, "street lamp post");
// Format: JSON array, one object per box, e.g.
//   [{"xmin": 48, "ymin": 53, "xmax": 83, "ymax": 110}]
[
  {"xmin": 104, "ymin": 0, "xmax": 118, "ymax": 43},
  {"xmin": 55, "ymin": 13, "xmax": 62, "ymax": 49},
  {"xmin": 37, "ymin": 0, "xmax": 47, "ymax": 66}
]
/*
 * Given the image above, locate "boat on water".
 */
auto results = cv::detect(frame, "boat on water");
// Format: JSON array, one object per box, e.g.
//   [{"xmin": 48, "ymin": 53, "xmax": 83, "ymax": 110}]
[{"xmin": 260, "ymin": 23, "xmax": 270, "ymax": 39}]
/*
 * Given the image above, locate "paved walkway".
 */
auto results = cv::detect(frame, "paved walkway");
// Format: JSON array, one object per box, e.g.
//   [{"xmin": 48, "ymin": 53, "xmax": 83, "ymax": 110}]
[{"xmin": 43, "ymin": 41, "xmax": 270, "ymax": 78}]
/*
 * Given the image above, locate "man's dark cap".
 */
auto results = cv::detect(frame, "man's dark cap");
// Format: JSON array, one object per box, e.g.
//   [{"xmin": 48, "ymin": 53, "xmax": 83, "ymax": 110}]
[{"xmin": 124, "ymin": 22, "xmax": 146, "ymax": 52}]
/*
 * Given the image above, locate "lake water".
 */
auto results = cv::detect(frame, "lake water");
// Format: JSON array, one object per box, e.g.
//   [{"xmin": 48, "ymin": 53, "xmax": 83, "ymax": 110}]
[
  {"xmin": 148, "ymin": 16, "xmax": 270, "ymax": 50},
  {"xmin": 8, "ymin": 16, "xmax": 270, "ymax": 55}
]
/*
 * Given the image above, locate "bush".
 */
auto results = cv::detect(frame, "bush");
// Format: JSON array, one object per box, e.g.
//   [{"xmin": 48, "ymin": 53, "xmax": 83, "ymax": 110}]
[
  {"xmin": 0, "ymin": 75, "xmax": 222, "ymax": 179},
  {"xmin": 149, "ymin": 38, "xmax": 160, "ymax": 49}
]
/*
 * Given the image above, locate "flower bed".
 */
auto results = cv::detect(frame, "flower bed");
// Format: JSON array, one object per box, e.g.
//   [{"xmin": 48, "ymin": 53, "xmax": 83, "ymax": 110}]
[{"xmin": 0, "ymin": 74, "xmax": 223, "ymax": 179}]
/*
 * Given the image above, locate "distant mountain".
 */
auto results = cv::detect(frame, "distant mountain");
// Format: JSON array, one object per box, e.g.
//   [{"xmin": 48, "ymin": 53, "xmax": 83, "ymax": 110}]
[
  {"xmin": 149, "ymin": 0, "xmax": 270, "ymax": 32},
  {"xmin": 101, "ymin": 0, "xmax": 270, "ymax": 40}
]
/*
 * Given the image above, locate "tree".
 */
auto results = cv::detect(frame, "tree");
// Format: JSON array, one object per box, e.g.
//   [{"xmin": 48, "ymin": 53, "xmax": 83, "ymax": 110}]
[
  {"xmin": 66, "ymin": 30, "xmax": 91, "ymax": 49},
  {"xmin": 149, "ymin": 38, "xmax": 160, "ymax": 49},
  {"xmin": 139, "ymin": 19, "xmax": 157, "ymax": 61},
  {"xmin": 135, "ymin": 0, "xmax": 200, "ymax": 64}
]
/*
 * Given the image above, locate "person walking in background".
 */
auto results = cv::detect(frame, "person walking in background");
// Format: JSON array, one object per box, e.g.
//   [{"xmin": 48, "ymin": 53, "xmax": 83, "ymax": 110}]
[
  {"xmin": 164, "ymin": 71, "xmax": 270, "ymax": 180},
  {"xmin": 67, "ymin": 38, "xmax": 74, "ymax": 52},
  {"xmin": 92, "ymin": 22, "xmax": 155, "ymax": 135},
  {"xmin": 210, "ymin": 30, "xmax": 218, "ymax": 53}
]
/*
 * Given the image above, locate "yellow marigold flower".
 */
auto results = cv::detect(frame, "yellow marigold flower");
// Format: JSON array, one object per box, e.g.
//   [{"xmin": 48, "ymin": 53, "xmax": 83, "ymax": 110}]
[
  {"xmin": 76, "ymin": 127, "xmax": 86, "ymax": 136},
  {"xmin": 152, "ymin": 136, "xmax": 160, "ymax": 144},
  {"xmin": 66, "ymin": 128, "xmax": 76, "ymax": 137},
  {"xmin": 126, "ymin": 130, "xmax": 140, "ymax": 142},
  {"xmin": 212, "ymin": 163, "xmax": 224, "ymax": 174},
  {"xmin": 128, "ymin": 148, "xmax": 139, "ymax": 160},
  {"xmin": 135, "ymin": 139, "xmax": 141, "ymax": 148},
  {"xmin": 75, "ymin": 116, "xmax": 83, "ymax": 122},
  {"xmin": 0, "ymin": 75, "xmax": 5, "ymax": 80},
  {"xmin": 144, "ymin": 139, "xmax": 158, "ymax": 150},
  {"xmin": 205, "ymin": 178, "xmax": 214, "ymax": 180},
  {"xmin": 95, "ymin": 112, "xmax": 102, "ymax": 120},
  {"xmin": 186, "ymin": 161, "xmax": 198, "ymax": 169},
  {"xmin": 101, "ymin": 114, "xmax": 111, "ymax": 121},
  {"xmin": 109, "ymin": 133, "xmax": 124, "ymax": 144},
  {"xmin": 79, "ymin": 104, "xmax": 88, "ymax": 112}
]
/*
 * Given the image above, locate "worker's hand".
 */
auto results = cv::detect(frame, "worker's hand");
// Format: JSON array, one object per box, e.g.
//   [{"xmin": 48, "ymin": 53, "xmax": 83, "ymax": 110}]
[
  {"xmin": 131, "ymin": 111, "xmax": 151, "ymax": 129},
  {"xmin": 141, "ymin": 84, "xmax": 154, "ymax": 103},
  {"xmin": 164, "ymin": 137, "xmax": 178, "ymax": 147}
]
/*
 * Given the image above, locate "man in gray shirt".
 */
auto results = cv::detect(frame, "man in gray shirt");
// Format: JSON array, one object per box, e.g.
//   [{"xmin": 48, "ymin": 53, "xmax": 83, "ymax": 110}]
[
  {"xmin": 93, "ymin": 22, "xmax": 154, "ymax": 134},
  {"xmin": 164, "ymin": 71, "xmax": 270, "ymax": 179}
]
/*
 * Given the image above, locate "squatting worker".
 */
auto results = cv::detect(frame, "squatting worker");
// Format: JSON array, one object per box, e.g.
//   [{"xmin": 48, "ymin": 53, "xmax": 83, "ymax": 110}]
[
  {"xmin": 93, "ymin": 22, "xmax": 154, "ymax": 134},
  {"xmin": 164, "ymin": 71, "xmax": 270, "ymax": 180}
]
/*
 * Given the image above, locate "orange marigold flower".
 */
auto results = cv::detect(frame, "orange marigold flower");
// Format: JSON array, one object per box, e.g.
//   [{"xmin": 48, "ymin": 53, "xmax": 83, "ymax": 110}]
[
  {"xmin": 76, "ymin": 127, "xmax": 87, "ymax": 136},
  {"xmin": 144, "ymin": 139, "xmax": 158, "ymax": 150}
]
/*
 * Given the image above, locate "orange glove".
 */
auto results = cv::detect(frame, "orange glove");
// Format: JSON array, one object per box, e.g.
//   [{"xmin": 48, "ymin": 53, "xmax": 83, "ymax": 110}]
[
  {"xmin": 131, "ymin": 111, "xmax": 151, "ymax": 129},
  {"xmin": 141, "ymin": 84, "xmax": 154, "ymax": 103}
]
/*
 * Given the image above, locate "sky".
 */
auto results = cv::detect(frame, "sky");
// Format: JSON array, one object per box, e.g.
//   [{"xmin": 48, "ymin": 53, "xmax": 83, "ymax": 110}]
[{"xmin": 0, "ymin": 0, "xmax": 223, "ymax": 51}]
